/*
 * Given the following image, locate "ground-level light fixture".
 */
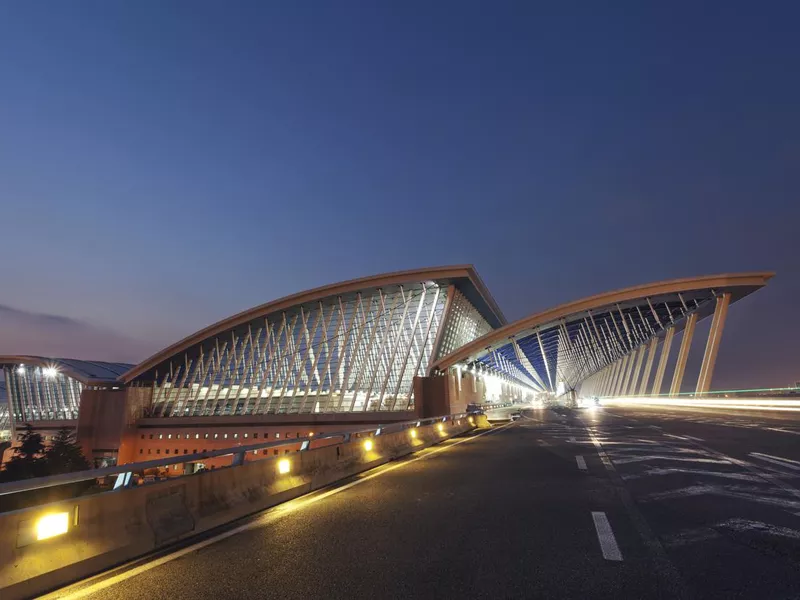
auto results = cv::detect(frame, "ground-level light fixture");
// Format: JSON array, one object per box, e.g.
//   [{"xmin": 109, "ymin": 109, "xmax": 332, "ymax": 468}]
[
  {"xmin": 410, "ymin": 428, "xmax": 417, "ymax": 438},
  {"xmin": 363, "ymin": 439, "xmax": 374, "ymax": 451},
  {"xmin": 36, "ymin": 512, "xmax": 70, "ymax": 541},
  {"xmin": 278, "ymin": 458, "xmax": 291, "ymax": 474},
  {"xmin": 437, "ymin": 423, "xmax": 445, "ymax": 433}
]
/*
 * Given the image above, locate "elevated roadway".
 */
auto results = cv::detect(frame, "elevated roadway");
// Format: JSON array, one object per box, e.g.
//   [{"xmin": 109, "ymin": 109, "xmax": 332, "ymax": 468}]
[{"xmin": 43, "ymin": 406, "xmax": 800, "ymax": 600}]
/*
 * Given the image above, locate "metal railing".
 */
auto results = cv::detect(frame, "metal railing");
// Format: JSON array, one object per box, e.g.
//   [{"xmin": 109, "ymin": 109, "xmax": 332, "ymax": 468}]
[{"xmin": 0, "ymin": 413, "xmax": 470, "ymax": 498}]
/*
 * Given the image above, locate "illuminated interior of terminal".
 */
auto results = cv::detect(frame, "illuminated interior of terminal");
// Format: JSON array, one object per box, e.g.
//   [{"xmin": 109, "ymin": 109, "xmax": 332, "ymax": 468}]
[{"xmin": 0, "ymin": 267, "xmax": 773, "ymax": 467}]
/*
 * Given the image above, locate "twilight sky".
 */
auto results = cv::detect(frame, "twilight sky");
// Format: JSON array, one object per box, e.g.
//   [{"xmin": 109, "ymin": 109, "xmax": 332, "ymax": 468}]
[{"xmin": 0, "ymin": 2, "xmax": 798, "ymax": 389}]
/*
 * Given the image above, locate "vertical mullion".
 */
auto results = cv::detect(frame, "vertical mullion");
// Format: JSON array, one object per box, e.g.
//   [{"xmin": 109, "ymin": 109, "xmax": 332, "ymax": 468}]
[
  {"xmin": 391, "ymin": 285, "xmax": 438, "ymax": 409},
  {"xmin": 362, "ymin": 290, "xmax": 404, "ymax": 410},
  {"xmin": 314, "ymin": 297, "xmax": 346, "ymax": 412},
  {"xmin": 300, "ymin": 302, "xmax": 337, "ymax": 413},
  {"xmin": 337, "ymin": 293, "xmax": 371, "ymax": 410},
  {"xmin": 349, "ymin": 291, "xmax": 386, "ymax": 411},
  {"xmin": 379, "ymin": 286, "xmax": 425, "ymax": 409}
]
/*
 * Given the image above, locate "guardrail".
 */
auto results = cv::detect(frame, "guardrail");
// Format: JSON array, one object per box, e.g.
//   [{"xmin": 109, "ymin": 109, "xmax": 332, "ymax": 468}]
[
  {"xmin": 0, "ymin": 412, "xmax": 477, "ymax": 600},
  {"xmin": 0, "ymin": 414, "xmax": 465, "ymax": 499}
]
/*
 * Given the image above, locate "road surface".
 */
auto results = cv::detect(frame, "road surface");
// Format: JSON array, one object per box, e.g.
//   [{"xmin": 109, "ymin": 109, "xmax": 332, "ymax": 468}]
[{"xmin": 45, "ymin": 405, "xmax": 800, "ymax": 600}]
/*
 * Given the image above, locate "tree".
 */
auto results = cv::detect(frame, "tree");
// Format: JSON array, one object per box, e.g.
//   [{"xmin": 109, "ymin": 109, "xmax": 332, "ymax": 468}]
[
  {"xmin": 0, "ymin": 424, "xmax": 47, "ymax": 481},
  {"xmin": 45, "ymin": 427, "xmax": 91, "ymax": 474}
]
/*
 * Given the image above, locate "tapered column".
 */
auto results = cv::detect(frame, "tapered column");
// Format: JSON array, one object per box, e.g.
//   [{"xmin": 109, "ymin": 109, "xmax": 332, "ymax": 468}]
[
  {"xmin": 627, "ymin": 346, "xmax": 646, "ymax": 396},
  {"xmin": 606, "ymin": 361, "xmax": 620, "ymax": 396},
  {"xmin": 614, "ymin": 354, "xmax": 631, "ymax": 397},
  {"xmin": 600, "ymin": 365, "xmax": 612, "ymax": 396},
  {"xmin": 638, "ymin": 337, "xmax": 659, "ymax": 396},
  {"xmin": 603, "ymin": 360, "xmax": 619, "ymax": 396},
  {"xmin": 651, "ymin": 326, "xmax": 675, "ymax": 395},
  {"xmin": 696, "ymin": 293, "xmax": 731, "ymax": 395},
  {"xmin": 620, "ymin": 350, "xmax": 638, "ymax": 396},
  {"xmin": 670, "ymin": 312, "xmax": 698, "ymax": 396}
]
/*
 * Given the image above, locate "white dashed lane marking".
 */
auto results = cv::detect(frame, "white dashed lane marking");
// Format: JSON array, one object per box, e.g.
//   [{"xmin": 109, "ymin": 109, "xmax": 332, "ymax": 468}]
[
  {"xmin": 591, "ymin": 511, "xmax": 623, "ymax": 561},
  {"xmin": 576, "ymin": 455, "xmax": 587, "ymax": 471}
]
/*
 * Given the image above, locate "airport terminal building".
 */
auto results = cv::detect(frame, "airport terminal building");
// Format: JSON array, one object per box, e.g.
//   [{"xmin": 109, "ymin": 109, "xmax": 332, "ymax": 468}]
[{"xmin": 0, "ymin": 266, "xmax": 772, "ymax": 467}]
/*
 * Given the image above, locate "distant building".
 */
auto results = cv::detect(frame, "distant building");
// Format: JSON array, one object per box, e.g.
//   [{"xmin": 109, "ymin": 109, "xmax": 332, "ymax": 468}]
[{"xmin": 0, "ymin": 266, "xmax": 772, "ymax": 469}]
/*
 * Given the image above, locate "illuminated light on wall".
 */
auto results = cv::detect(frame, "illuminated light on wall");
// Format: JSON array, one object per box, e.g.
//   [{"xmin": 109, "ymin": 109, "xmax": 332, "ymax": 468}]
[
  {"xmin": 16, "ymin": 365, "xmax": 25, "ymax": 375},
  {"xmin": 36, "ymin": 512, "xmax": 69, "ymax": 541},
  {"xmin": 468, "ymin": 417, "xmax": 475, "ymax": 425},
  {"xmin": 363, "ymin": 439, "xmax": 374, "ymax": 451},
  {"xmin": 42, "ymin": 366, "xmax": 59, "ymax": 379},
  {"xmin": 410, "ymin": 428, "xmax": 417, "ymax": 438},
  {"xmin": 437, "ymin": 423, "xmax": 445, "ymax": 433},
  {"xmin": 278, "ymin": 459, "xmax": 291, "ymax": 474}
]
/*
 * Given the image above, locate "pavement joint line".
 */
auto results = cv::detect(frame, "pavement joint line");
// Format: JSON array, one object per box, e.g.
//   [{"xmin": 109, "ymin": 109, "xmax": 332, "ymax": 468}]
[
  {"xmin": 591, "ymin": 511, "xmax": 623, "ymax": 561},
  {"xmin": 41, "ymin": 423, "xmax": 514, "ymax": 600},
  {"xmin": 661, "ymin": 436, "xmax": 800, "ymax": 501},
  {"xmin": 576, "ymin": 455, "xmax": 587, "ymax": 471},
  {"xmin": 765, "ymin": 427, "xmax": 800, "ymax": 436},
  {"xmin": 582, "ymin": 417, "xmax": 693, "ymax": 598},
  {"xmin": 749, "ymin": 452, "xmax": 800, "ymax": 471}
]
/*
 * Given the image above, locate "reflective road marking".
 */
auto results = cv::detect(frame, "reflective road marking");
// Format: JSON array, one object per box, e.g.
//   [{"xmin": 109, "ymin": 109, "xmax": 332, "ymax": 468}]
[
  {"xmin": 591, "ymin": 511, "xmax": 623, "ymax": 561},
  {"xmin": 749, "ymin": 452, "xmax": 800, "ymax": 471},
  {"xmin": 576, "ymin": 455, "xmax": 587, "ymax": 471}
]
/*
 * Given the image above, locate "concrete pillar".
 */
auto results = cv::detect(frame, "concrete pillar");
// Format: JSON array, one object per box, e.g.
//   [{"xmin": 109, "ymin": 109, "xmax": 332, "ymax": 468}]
[
  {"xmin": 601, "ymin": 363, "xmax": 615, "ymax": 396},
  {"xmin": 599, "ymin": 366, "xmax": 611, "ymax": 397},
  {"xmin": 669, "ymin": 312, "xmax": 698, "ymax": 396},
  {"xmin": 651, "ymin": 326, "xmax": 675, "ymax": 395},
  {"xmin": 627, "ymin": 347, "xmax": 646, "ymax": 396},
  {"xmin": 602, "ymin": 361, "xmax": 616, "ymax": 397},
  {"xmin": 617, "ymin": 355, "xmax": 632, "ymax": 396},
  {"xmin": 696, "ymin": 293, "xmax": 731, "ymax": 395},
  {"xmin": 614, "ymin": 354, "xmax": 631, "ymax": 397},
  {"xmin": 638, "ymin": 337, "xmax": 659, "ymax": 396},
  {"xmin": 620, "ymin": 351, "xmax": 637, "ymax": 397}
]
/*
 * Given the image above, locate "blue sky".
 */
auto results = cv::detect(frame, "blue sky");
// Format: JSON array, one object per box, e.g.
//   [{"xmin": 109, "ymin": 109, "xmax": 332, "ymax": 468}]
[{"xmin": 0, "ymin": 2, "xmax": 798, "ymax": 387}]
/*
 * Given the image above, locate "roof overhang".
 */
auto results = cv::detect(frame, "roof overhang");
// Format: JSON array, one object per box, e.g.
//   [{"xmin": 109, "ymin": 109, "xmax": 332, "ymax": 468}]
[
  {"xmin": 0, "ymin": 356, "xmax": 132, "ymax": 385},
  {"xmin": 431, "ymin": 272, "xmax": 774, "ymax": 379},
  {"xmin": 122, "ymin": 265, "xmax": 505, "ymax": 383}
]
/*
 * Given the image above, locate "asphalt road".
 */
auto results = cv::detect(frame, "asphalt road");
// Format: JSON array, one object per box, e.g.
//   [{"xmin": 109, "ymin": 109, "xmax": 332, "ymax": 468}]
[{"xmin": 46, "ymin": 406, "xmax": 800, "ymax": 600}]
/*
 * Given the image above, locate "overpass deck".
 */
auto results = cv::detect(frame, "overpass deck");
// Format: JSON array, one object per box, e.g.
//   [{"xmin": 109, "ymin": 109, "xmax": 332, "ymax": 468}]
[{"xmin": 45, "ymin": 407, "xmax": 800, "ymax": 600}]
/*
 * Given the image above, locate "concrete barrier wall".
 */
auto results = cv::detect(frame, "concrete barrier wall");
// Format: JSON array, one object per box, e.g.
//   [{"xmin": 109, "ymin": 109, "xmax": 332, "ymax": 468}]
[{"xmin": 0, "ymin": 419, "xmax": 474, "ymax": 600}]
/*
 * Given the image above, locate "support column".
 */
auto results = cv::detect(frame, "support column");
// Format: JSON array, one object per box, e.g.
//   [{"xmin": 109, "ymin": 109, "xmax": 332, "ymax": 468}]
[
  {"xmin": 669, "ymin": 312, "xmax": 698, "ymax": 396},
  {"xmin": 614, "ymin": 354, "xmax": 631, "ymax": 397},
  {"xmin": 627, "ymin": 346, "xmax": 646, "ymax": 396},
  {"xmin": 638, "ymin": 337, "xmax": 659, "ymax": 396},
  {"xmin": 603, "ymin": 362, "xmax": 618, "ymax": 396},
  {"xmin": 620, "ymin": 350, "xmax": 637, "ymax": 397},
  {"xmin": 696, "ymin": 293, "xmax": 731, "ymax": 395},
  {"xmin": 651, "ymin": 327, "xmax": 675, "ymax": 395},
  {"xmin": 599, "ymin": 366, "xmax": 612, "ymax": 397},
  {"xmin": 601, "ymin": 362, "xmax": 615, "ymax": 397}
]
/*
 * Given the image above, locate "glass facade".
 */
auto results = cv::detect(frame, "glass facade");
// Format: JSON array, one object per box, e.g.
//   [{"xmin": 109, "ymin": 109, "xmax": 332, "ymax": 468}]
[
  {"xmin": 435, "ymin": 288, "xmax": 493, "ymax": 360},
  {"xmin": 3, "ymin": 365, "xmax": 83, "ymax": 423},
  {"xmin": 139, "ymin": 280, "xmax": 498, "ymax": 417},
  {"xmin": 144, "ymin": 283, "xmax": 451, "ymax": 416}
]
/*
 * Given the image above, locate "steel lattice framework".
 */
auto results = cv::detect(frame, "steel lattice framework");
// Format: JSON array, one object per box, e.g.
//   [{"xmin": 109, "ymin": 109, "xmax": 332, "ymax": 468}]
[
  {"xmin": 431, "ymin": 273, "xmax": 773, "ymax": 396},
  {"xmin": 0, "ymin": 358, "xmax": 133, "ymax": 424},
  {"xmin": 122, "ymin": 267, "xmax": 505, "ymax": 416}
]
